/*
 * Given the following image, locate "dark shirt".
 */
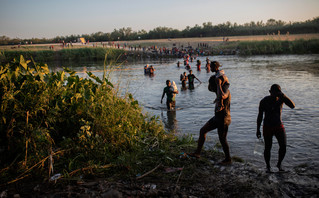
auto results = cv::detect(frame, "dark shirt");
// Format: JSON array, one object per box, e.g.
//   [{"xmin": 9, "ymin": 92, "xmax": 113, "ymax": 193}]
[
  {"xmin": 188, "ymin": 74, "xmax": 195, "ymax": 84},
  {"xmin": 163, "ymin": 86, "xmax": 175, "ymax": 102}
]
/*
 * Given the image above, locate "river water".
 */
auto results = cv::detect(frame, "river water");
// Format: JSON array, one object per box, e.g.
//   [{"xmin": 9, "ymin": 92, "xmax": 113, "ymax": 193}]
[{"xmin": 50, "ymin": 54, "xmax": 319, "ymax": 170}]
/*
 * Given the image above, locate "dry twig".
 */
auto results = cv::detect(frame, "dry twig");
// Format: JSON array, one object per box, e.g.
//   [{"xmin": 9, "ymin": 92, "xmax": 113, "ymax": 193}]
[{"xmin": 136, "ymin": 163, "xmax": 162, "ymax": 180}]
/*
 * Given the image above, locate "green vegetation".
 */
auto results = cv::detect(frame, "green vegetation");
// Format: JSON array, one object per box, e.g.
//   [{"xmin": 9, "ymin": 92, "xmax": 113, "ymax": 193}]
[
  {"xmin": 207, "ymin": 39, "xmax": 319, "ymax": 55},
  {"xmin": 237, "ymin": 39, "xmax": 319, "ymax": 55},
  {"xmin": 0, "ymin": 55, "xmax": 196, "ymax": 185},
  {"xmin": 0, "ymin": 48, "xmax": 125, "ymax": 63},
  {"xmin": 1, "ymin": 17, "xmax": 318, "ymax": 44}
]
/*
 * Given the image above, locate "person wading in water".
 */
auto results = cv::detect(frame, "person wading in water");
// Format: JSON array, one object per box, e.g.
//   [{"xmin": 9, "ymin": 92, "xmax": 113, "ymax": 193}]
[
  {"xmin": 161, "ymin": 80, "xmax": 179, "ymax": 111},
  {"xmin": 257, "ymin": 84, "xmax": 295, "ymax": 172},
  {"xmin": 189, "ymin": 75, "xmax": 231, "ymax": 165}
]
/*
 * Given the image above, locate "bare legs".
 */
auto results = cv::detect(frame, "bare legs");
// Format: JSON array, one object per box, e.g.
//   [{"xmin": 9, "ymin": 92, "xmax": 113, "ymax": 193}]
[
  {"xmin": 264, "ymin": 130, "xmax": 286, "ymax": 172},
  {"xmin": 194, "ymin": 117, "xmax": 231, "ymax": 162}
]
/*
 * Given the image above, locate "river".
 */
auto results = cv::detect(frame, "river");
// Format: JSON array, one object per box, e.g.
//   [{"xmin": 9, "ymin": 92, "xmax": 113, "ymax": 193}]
[{"xmin": 50, "ymin": 54, "xmax": 319, "ymax": 170}]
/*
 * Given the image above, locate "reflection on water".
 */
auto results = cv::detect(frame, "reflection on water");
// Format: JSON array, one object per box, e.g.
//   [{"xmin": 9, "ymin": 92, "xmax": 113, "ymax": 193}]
[
  {"xmin": 51, "ymin": 55, "xmax": 319, "ymax": 169},
  {"xmin": 161, "ymin": 110, "xmax": 178, "ymax": 132}
]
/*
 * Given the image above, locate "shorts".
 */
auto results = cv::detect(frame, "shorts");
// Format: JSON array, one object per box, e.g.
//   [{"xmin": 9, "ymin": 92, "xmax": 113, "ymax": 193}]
[
  {"xmin": 166, "ymin": 100, "xmax": 176, "ymax": 110},
  {"xmin": 263, "ymin": 124, "xmax": 285, "ymax": 137}
]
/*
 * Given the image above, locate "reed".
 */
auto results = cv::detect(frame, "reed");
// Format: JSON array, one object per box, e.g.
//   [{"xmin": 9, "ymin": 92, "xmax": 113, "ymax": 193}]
[
  {"xmin": 0, "ymin": 48, "xmax": 125, "ymax": 63},
  {"xmin": 59, "ymin": 47, "xmax": 124, "ymax": 61},
  {"xmin": 237, "ymin": 39, "xmax": 319, "ymax": 55},
  {"xmin": 0, "ymin": 55, "xmax": 194, "ymax": 185}
]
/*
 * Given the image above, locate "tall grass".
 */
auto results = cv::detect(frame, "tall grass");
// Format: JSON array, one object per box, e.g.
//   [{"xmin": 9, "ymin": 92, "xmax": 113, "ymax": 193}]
[
  {"xmin": 0, "ymin": 55, "xmax": 190, "ymax": 185},
  {"xmin": 237, "ymin": 39, "xmax": 319, "ymax": 55},
  {"xmin": 59, "ymin": 48, "xmax": 124, "ymax": 61},
  {"xmin": 1, "ymin": 50, "xmax": 55, "ymax": 62},
  {"xmin": 0, "ymin": 48, "xmax": 125, "ymax": 63}
]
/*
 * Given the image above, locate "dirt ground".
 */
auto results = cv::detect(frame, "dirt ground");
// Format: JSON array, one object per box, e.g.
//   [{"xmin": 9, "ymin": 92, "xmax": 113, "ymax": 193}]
[{"xmin": 1, "ymin": 150, "xmax": 318, "ymax": 197}]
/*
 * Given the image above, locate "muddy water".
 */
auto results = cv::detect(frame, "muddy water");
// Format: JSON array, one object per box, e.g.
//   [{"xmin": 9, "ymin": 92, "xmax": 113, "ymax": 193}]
[{"xmin": 52, "ymin": 54, "xmax": 319, "ymax": 170}]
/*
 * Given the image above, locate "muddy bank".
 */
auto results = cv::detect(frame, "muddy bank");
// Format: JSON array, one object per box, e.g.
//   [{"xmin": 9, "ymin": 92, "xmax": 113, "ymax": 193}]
[{"xmin": 1, "ymin": 151, "xmax": 318, "ymax": 197}]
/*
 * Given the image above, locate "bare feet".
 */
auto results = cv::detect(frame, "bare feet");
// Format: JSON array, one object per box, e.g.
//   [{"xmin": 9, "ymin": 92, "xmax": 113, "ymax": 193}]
[
  {"xmin": 266, "ymin": 165, "xmax": 273, "ymax": 173},
  {"xmin": 277, "ymin": 164, "xmax": 285, "ymax": 172}
]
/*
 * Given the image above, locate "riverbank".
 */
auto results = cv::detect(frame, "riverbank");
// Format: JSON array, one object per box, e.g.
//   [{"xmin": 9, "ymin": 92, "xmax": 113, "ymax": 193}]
[
  {"xmin": 1, "ymin": 51, "xmax": 319, "ymax": 197},
  {"xmin": 2, "ymin": 148, "xmax": 318, "ymax": 197},
  {"xmin": 1, "ymin": 34, "xmax": 319, "ymax": 63}
]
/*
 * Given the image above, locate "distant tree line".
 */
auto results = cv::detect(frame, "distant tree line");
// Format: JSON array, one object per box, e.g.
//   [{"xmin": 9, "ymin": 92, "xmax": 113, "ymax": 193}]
[{"xmin": 1, "ymin": 17, "xmax": 318, "ymax": 45}]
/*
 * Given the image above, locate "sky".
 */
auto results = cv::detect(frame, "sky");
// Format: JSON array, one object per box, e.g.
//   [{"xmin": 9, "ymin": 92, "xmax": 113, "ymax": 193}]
[{"xmin": 0, "ymin": 0, "xmax": 318, "ymax": 39}]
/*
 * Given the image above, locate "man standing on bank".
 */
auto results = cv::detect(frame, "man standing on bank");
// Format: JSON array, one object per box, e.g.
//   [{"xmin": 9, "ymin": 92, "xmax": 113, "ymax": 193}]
[
  {"xmin": 257, "ymin": 84, "xmax": 295, "ymax": 172},
  {"xmin": 189, "ymin": 75, "xmax": 231, "ymax": 165}
]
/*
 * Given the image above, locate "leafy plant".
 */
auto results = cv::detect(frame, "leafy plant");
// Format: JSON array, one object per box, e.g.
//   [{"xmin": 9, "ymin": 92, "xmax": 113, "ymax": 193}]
[{"xmin": 0, "ymin": 55, "xmax": 175, "ymax": 184}]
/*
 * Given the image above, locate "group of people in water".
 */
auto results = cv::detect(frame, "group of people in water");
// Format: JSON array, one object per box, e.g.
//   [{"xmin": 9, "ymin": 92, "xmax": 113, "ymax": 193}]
[
  {"xmin": 159, "ymin": 56, "xmax": 295, "ymax": 172},
  {"xmin": 144, "ymin": 64, "xmax": 155, "ymax": 75},
  {"xmin": 178, "ymin": 55, "xmax": 214, "ymax": 73}
]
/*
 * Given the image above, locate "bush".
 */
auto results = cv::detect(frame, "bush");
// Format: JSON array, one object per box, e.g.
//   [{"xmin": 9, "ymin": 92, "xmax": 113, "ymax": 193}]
[
  {"xmin": 238, "ymin": 39, "xmax": 319, "ymax": 55},
  {"xmin": 0, "ymin": 48, "xmax": 125, "ymax": 63},
  {"xmin": 0, "ymin": 55, "xmax": 173, "ymax": 184}
]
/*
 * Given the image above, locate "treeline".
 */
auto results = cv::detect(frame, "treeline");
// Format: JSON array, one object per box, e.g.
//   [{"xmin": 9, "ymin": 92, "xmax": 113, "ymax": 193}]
[{"xmin": 1, "ymin": 17, "xmax": 319, "ymax": 45}]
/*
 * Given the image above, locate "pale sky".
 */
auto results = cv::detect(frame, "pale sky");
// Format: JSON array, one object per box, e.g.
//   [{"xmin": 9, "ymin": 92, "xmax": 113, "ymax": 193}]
[{"xmin": 0, "ymin": 0, "xmax": 318, "ymax": 39}]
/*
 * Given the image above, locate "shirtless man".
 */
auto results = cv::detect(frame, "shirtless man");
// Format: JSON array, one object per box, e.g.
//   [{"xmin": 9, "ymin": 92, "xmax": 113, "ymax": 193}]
[
  {"xmin": 257, "ymin": 84, "xmax": 295, "ymax": 172},
  {"xmin": 149, "ymin": 65, "xmax": 155, "ymax": 75},
  {"xmin": 196, "ymin": 60, "xmax": 201, "ymax": 71},
  {"xmin": 189, "ymin": 75, "xmax": 231, "ymax": 164},
  {"xmin": 180, "ymin": 72, "xmax": 188, "ymax": 89},
  {"xmin": 187, "ymin": 70, "xmax": 201, "ymax": 89}
]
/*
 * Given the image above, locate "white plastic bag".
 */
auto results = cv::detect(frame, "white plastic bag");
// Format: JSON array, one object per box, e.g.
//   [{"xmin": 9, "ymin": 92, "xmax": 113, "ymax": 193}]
[
  {"xmin": 253, "ymin": 139, "xmax": 264, "ymax": 155},
  {"xmin": 172, "ymin": 81, "xmax": 177, "ymax": 92}
]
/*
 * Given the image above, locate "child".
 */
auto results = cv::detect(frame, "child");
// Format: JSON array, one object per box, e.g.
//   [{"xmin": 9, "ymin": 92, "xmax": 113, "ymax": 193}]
[
  {"xmin": 212, "ymin": 61, "xmax": 230, "ymax": 112},
  {"xmin": 171, "ymin": 81, "xmax": 178, "ymax": 92},
  {"xmin": 180, "ymin": 72, "xmax": 188, "ymax": 89}
]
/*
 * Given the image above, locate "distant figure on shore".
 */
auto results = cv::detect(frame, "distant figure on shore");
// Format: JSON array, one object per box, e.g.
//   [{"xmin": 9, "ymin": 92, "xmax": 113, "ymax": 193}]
[
  {"xmin": 187, "ymin": 70, "xmax": 201, "ymax": 89},
  {"xmin": 161, "ymin": 80, "xmax": 179, "ymax": 110},
  {"xmin": 257, "ymin": 84, "xmax": 295, "ymax": 172},
  {"xmin": 189, "ymin": 75, "xmax": 231, "ymax": 164},
  {"xmin": 177, "ymin": 61, "xmax": 181, "ymax": 67}
]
